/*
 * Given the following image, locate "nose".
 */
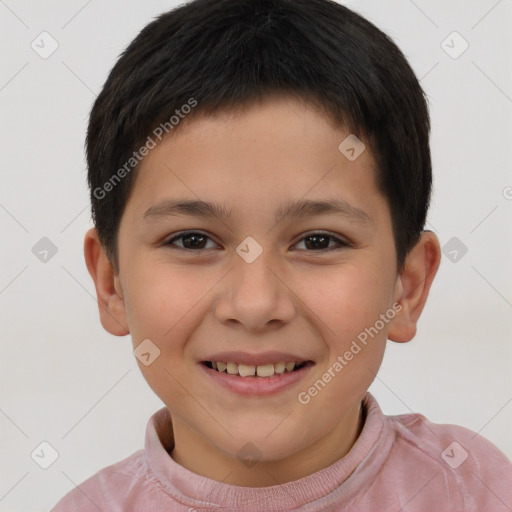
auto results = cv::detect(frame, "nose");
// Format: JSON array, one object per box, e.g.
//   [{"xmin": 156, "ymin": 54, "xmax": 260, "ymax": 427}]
[{"xmin": 213, "ymin": 247, "xmax": 296, "ymax": 333}]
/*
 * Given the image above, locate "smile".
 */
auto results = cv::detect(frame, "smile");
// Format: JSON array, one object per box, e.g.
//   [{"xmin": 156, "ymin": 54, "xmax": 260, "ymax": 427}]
[
  {"xmin": 203, "ymin": 360, "xmax": 309, "ymax": 377},
  {"xmin": 199, "ymin": 359, "xmax": 315, "ymax": 396}
]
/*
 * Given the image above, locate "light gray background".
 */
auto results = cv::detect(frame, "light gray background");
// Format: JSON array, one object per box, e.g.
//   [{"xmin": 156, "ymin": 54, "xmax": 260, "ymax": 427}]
[{"xmin": 1, "ymin": 1, "xmax": 511, "ymax": 510}]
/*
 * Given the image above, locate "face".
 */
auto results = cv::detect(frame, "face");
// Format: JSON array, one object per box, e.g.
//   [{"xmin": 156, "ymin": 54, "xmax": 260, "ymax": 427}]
[{"xmin": 100, "ymin": 95, "xmax": 408, "ymax": 479}]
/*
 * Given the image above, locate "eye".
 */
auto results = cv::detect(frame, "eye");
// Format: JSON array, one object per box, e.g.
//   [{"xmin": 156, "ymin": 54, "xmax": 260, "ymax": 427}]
[
  {"xmin": 165, "ymin": 231, "xmax": 218, "ymax": 250},
  {"xmin": 292, "ymin": 232, "xmax": 350, "ymax": 252},
  {"xmin": 164, "ymin": 231, "xmax": 349, "ymax": 252}
]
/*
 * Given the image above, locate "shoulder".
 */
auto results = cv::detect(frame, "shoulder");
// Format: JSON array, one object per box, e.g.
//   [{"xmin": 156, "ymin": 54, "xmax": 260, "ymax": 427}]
[
  {"xmin": 49, "ymin": 449, "xmax": 149, "ymax": 512},
  {"xmin": 385, "ymin": 410, "xmax": 512, "ymax": 510}
]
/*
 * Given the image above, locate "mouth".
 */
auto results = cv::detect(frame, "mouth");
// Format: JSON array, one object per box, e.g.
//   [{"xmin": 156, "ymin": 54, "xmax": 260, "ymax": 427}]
[
  {"xmin": 201, "ymin": 360, "xmax": 313, "ymax": 377},
  {"xmin": 199, "ymin": 358, "xmax": 315, "ymax": 396}
]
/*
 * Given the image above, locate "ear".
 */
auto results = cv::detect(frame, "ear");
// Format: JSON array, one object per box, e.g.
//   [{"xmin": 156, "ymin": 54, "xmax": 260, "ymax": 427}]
[
  {"xmin": 387, "ymin": 231, "xmax": 441, "ymax": 343},
  {"xmin": 83, "ymin": 227, "xmax": 129, "ymax": 336}
]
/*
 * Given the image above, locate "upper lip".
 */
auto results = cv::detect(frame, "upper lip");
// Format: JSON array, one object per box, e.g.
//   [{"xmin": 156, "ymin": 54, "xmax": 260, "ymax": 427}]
[{"xmin": 201, "ymin": 351, "xmax": 312, "ymax": 367}]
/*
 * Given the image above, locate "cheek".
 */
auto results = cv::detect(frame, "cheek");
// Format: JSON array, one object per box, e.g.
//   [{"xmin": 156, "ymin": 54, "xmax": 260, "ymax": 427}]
[
  {"xmin": 125, "ymin": 266, "xmax": 205, "ymax": 411},
  {"xmin": 305, "ymin": 262, "xmax": 394, "ymax": 345},
  {"xmin": 123, "ymin": 264, "xmax": 206, "ymax": 369},
  {"xmin": 295, "ymin": 266, "xmax": 391, "ymax": 437}
]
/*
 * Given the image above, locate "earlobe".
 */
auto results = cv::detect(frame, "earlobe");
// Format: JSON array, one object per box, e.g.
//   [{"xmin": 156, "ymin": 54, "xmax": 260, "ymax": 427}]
[
  {"xmin": 387, "ymin": 231, "xmax": 441, "ymax": 343},
  {"xmin": 83, "ymin": 227, "xmax": 130, "ymax": 336}
]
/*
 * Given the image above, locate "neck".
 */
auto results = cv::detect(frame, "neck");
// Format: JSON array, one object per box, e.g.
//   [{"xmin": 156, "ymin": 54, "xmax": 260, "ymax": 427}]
[{"xmin": 168, "ymin": 399, "xmax": 365, "ymax": 487}]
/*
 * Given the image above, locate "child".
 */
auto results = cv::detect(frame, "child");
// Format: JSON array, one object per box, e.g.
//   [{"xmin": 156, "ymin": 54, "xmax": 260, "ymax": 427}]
[{"xmin": 51, "ymin": 0, "xmax": 512, "ymax": 510}]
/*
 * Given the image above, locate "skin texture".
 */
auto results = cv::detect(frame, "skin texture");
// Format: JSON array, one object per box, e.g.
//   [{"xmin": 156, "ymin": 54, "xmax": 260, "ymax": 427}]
[{"xmin": 84, "ymin": 95, "xmax": 441, "ymax": 487}]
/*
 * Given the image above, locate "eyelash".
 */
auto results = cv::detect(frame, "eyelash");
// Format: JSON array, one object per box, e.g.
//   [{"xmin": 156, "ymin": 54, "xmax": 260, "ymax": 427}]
[{"xmin": 164, "ymin": 231, "xmax": 351, "ymax": 252}]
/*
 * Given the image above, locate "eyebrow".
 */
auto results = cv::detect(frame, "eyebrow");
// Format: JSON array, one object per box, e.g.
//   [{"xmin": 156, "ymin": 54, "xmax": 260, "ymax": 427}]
[{"xmin": 143, "ymin": 198, "xmax": 371, "ymax": 224}]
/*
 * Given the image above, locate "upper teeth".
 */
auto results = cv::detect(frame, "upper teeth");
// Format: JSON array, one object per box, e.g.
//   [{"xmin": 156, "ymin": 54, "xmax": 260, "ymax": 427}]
[{"xmin": 211, "ymin": 361, "xmax": 298, "ymax": 377}]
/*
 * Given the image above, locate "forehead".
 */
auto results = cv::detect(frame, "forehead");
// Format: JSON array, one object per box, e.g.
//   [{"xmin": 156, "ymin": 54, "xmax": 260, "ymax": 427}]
[{"xmin": 122, "ymin": 95, "xmax": 387, "ymax": 228}]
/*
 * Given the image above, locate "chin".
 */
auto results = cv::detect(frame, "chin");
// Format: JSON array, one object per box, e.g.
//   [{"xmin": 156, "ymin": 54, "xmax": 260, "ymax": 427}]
[{"xmin": 216, "ymin": 425, "xmax": 310, "ymax": 463}]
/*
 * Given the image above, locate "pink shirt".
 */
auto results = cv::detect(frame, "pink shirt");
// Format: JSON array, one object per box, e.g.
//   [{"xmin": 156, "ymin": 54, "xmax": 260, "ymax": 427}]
[{"xmin": 51, "ymin": 393, "xmax": 512, "ymax": 511}]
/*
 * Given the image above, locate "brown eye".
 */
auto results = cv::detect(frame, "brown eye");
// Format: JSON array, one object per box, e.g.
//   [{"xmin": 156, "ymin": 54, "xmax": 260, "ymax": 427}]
[
  {"xmin": 166, "ymin": 231, "xmax": 217, "ymax": 250},
  {"xmin": 293, "ymin": 232, "xmax": 349, "ymax": 252}
]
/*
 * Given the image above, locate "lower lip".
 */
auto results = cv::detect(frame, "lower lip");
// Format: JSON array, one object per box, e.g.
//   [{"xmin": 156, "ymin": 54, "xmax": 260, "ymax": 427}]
[{"xmin": 199, "ymin": 363, "xmax": 314, "ymax": 396}]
